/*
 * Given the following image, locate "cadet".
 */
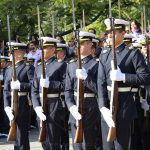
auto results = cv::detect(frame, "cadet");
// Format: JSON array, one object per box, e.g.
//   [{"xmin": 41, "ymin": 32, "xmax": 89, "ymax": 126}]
[
  {"xmin": 97, "ymin": 18, "xmax": 150, "ymax": 150},
  {"xmin": 31, "ymin": 37, "xmax": 67, "ymax": 150},
  {"xmin": 0, "ymin": 56, "xmax": 10, "ymax": 138},
  {"xmin": 123, "ymin": 33, "xmax": 135, "ymax": 48},
  {"xmin": 56, "ymin": 43, "xmax": 69, "ymax": 63},
  {"xmin": 56, "ymin": 43, "xmax": 69, "ymax": 150},
  {"xmin": 4, "ymin": 42, "xmax": 35, "ymax": 150},
  {"xmin": 65, "ymin": 31, "xmax": 101, "ymax": 150},
  {"xmin": 136, "ymin": 35, "xmax": 150, "ymax": 150}
]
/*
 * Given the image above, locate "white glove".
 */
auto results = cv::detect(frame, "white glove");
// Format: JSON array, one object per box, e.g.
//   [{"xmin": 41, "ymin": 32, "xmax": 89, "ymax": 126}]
[
  {"xmin": 11, "ymin": 80, "xmax": 21, "ymax": 90},
  {"xmin": 100, "ymin": 107, "xmax": 115, "ymax": 128},
  {"xmin": 69, "ymin": 105, "xmax": 82, "ymax": 121},
  {"xmin": 141, "ymin": 99, "xmax": 149, "ymax": 111},
  {"xmin": 34, "ymin": 106, "xmax": 46, "ymax": 121},
  {"xmin": 76, "ymin": 68, "xmax": 87, "ymax": 80},
  {"xmin": 0, "ymin": 74, "xmax": 3, "ymax": 81},
  {"xmin": 110, "ymin": 67, "xmax": 125, "ymax": 81},
  {"xmin": 5, "ymin": 106, "xmax": 14, "ymax": 121},
  {"xmin": 40, "ymin": 76, "xmax": 49, "ymax": 88}
]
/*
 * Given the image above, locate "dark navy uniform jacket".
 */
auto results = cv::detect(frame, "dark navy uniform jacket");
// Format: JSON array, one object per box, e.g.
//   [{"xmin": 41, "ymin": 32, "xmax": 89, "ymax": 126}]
[
  {"xmin": 31, "ymin": 56, "xmax": 67, "ymax": 108},
  {"xmin": 65, "ymin": 55, "xmax": 100, "ymax": 124},
  {"xmin": 98, "ymin": 43, "xmax": 150, "ymax": 120},
  {"xmin": 3, "ymin": 60, "xmax": 35, "ymax": 107}
]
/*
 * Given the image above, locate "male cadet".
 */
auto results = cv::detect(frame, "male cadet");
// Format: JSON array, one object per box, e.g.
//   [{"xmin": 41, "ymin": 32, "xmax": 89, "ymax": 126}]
[
  {"xmin": 56, "ymin": 43, "xmax": 69, "ymax": 62},
  {"xmin": 123, "ymin": 33, "xmax": 135, "ymax": 48},
  {"xmin": 65, "ymin": 31, "xmax": 100, "ymax": 150},
  {"xmin": 4, "ymin": 42, "xmax": 35, "ymax": 150},
  {"xmin": 56, "ymin": 43, "xmax": 69, "ymax": 150},
  {"xmin": 97, "ymin": 18, "xmax": 150, "ymax": 150},
  {"xmin": 131, "ymin": 35, "xmax": 150, "ymax": 150},
  {"xmin": 0, "ymin": 56, "xmax": 10, "ymax": 138},
  {"xmin": 91, "ymin": 38, "xmax": 99, "ymax": 58},
  {"xmin": 31, "ymin": 37, "xmax": 67, "ymax": 150}
]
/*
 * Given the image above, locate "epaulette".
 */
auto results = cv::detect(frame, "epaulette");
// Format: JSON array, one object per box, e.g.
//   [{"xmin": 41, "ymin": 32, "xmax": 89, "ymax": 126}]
[
  {"xmin": 37, "ymin": 62, "xmax": 41, "ymax": 66},
  {"xmin": 101, "ymin": 48, "xmax": 110, "ymax": 54},
  {"xmin": 57, "ymin": 59, "xmax": 63, "ymax": 63},
  {"xmin": 96, "ymin": 58, "xmax": 100, "ymax": 62},
  {"xmin": 69, "ymin": 58, "xmax": 77, "ymax": 63}
]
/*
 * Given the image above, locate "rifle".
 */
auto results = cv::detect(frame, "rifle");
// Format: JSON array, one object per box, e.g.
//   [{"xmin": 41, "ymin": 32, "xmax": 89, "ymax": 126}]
[
  {"xmin": 107, "ymin": 0, "xmax": 118, "ymax": 142},
  {"xmin": 37, "ymin": 5, "xmax": 47, "ymax": 142},
  {"xmin": 7, "ymin": 15, "xmax": 18, "ymax": 141},
  {"xmin": 71, "ymin": 0, "xmax": 84, "ymax": 143}
]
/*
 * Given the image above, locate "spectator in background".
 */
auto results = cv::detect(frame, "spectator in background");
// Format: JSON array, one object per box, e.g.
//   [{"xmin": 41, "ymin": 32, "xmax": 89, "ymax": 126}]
[
  {"xmin": 67, "ymin": 37, "xmax": 76, "ymax": 59},
  {"xmin": 131, "ymin": 20, "xmax": 142, "ymax": 43},
  {"xmin": 26, "ymin": 41, "xmax": 41, "ymax": 67},
  {"xmin": 56, "ymin": 35, "xmax": 66, "ymax": 44},
  {"xmin": 88, "ymin": 28, "xmax": 96, "ymax": 35}
]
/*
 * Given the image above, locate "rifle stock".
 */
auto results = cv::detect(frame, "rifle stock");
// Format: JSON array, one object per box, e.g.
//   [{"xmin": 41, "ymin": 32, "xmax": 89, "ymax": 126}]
[
  {"xmin": 38, "ymin": 120, "xmax": 46, "ymax": 142},
  {"xmin": 74, "ymin": 79, "xmax": 84, "ymax": 143},
  {"xmin": 38, "ymin": 86, "xmax": 47, "ymax": 142},
  {"xmin": 7, "ymin": 15, "xmax": 18, "ymax": 141},
  {"xmin": 7, "ymin": 120, "xmax": 17, "ymax": 141}
]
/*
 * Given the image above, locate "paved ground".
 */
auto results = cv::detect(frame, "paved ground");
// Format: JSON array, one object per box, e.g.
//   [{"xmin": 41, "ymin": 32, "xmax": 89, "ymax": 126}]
[{"xmin": 0, "ymin": 129, "xmax": 73, "ymax": 150}]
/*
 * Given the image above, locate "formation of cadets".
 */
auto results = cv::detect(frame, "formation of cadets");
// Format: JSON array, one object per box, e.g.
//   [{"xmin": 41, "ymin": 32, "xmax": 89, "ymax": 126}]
[{"xmin": 0, "ymin": 17, "xmax": 150, "ymax": 150}]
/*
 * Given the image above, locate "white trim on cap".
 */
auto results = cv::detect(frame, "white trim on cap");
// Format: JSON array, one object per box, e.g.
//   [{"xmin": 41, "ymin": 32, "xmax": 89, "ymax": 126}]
[
  {"xmin": 7, "ymin": 42, "xmax": 27, "ymax": 47},
  {"xmin": 79, "ymin": 31, "xmax": 95, "ymax": 38},
  {"xmin": 0, "ymin": 56, "xmax": 10, "ymax": 59},
  {"xmin": 104, "ymin": 18, "xmax": 129, "ymax": 26},
  {"xmin": 41, "ymin": 37, "xmax": 60, "ymax": 43},
  {"xmin": 57, "ymin": 43, "xmax": 68, "ymax": 48},
  {"xmin": 124, "ymin": 33, "xmax": 135, "ymax": 39},
  {"xmin": 92, "ymin": 38, "xmax": 99, "ymax": 43}
]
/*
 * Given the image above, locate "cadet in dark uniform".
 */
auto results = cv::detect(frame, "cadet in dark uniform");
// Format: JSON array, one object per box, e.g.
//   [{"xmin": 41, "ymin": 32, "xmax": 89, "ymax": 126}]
[
  {"xmin": 0, "ymin": 56, "xmax": 10, "ymax": 138},
  {"xmin": 65, "ymin": 31, "xmax": 101, "ymax": 150},
  {"xmin": 56, "ymin": 43, "xmax": 69, "ymax": 63},
  {"xmin": 31, "ymin": 37, "xmax": 67, "ymax": 150},
  {"xmin": 97, "ymin": 18, "xmax": 150, "ymax": 150},
  {"xmin": 4, "ymin": 42, "xmax": 35, "ymax": 150},
  {"xmin": 56, "ymin": 43, "xmax": 69, "ymax": 150},
  {"xmin": 136, "ymin": 35, "xmax": 150, "ymax": 150}
]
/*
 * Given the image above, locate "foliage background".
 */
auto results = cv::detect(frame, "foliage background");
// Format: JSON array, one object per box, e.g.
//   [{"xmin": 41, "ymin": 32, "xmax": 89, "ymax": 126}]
[{"xmin": 0, "ymin": 0, "xmax": 149, "ymax": 42}]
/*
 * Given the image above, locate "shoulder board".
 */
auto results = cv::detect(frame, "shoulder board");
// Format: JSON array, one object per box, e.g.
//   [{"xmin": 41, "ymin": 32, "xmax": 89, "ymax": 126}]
[
  {"xmin": 57, "ymin": 59, "xmax": 63, "ymax": 63},
  {"xmin": 96, "ymin": 58, "xmax": 100, "ymax": 62},
  {"xmin": 25, "ymin": 62, "xmax": 30, "ymax": 65},
  {"xmin": 69, "ymin": 58, "xmax": 77, "ymax": 63},
  {"xmin": 38, "ymin": 62, "xmax": 41, "ymax": 66},
  {"xmin": 101, "ymin": 48, "xmax": 110, "ymax": 54}
]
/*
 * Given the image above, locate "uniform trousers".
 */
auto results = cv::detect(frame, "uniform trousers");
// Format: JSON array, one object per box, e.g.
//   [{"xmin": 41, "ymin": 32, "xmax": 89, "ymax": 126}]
[
  {"xmin": 41, "ymin": 98, "xmax": 64, "ymax": 150},
  {"xmin": 14, "ymin": 96, "xmax": 30, "ymax": 150},
  {"xmin": 101, "ymin": 116, "xmax": 131, "ymax": 150}
]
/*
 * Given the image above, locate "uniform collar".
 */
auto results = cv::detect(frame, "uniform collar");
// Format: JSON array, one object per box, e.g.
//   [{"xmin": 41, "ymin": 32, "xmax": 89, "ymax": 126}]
[
  {"xmin": 15, "ymin": 60, "xmax": 24, "ymax": 68},
  {"xmin": 115, "ymin": 42, "xmax": 126, "ymax": 53},
  {"xmin": 81, "ymin": 55, "xmax": 93, "ymax": 64},
  {"xmin": 45, "ymin": 56, "xmax": 56, "ymax": 65}
]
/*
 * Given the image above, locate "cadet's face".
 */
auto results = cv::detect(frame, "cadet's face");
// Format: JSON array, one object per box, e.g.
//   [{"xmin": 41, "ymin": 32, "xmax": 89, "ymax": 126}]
[
  {"xmin": 56, "ymin": 49, "xmax": 65, "ymax": 59},
  {"xmin": 10, "ymin": 50, "xmax": 25, "ymax": 62},
  {"xmin": 141, "ymin": 45, "xmax": 148, "ymax": 56},
  {"xmin": 80, "ymin": 41, "xmax": 92, "ymax": 56},
  {"xmin": 108, "ymin": 30, "xmax": 125, "ymax": 47},
  {"xmin": 43, "ymin": 46, "xmax": 55, "ymax": 60},
  {"xmin": 131, "ymin": 22, "xmax": 137, "ymax": 30}
]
